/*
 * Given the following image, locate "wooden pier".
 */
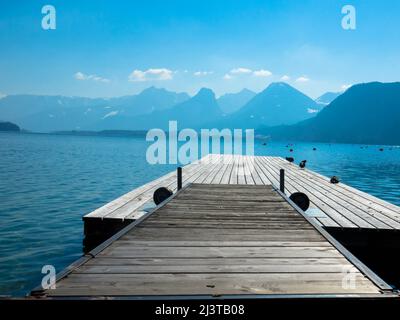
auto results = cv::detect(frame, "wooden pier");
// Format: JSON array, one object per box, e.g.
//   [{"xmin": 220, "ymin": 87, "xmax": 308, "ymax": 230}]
[
  {"xmin": 32, "ymin": 183, "xmax": 395, "ymax": 298},
  {"xmin": 83, "ymin": 154, "xmax": 400, "ymax": 244},
  {"xmin": 30, "ymin": 154, "xmax": 400, "ymax": 299}
]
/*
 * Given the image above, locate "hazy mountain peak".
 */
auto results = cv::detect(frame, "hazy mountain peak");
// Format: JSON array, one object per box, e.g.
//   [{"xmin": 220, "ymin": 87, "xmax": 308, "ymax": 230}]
[
  {"xmin": 138, "ymin": 86, "xmax": 190, "ymax": 101},
  {"xmin": 140, "ymin": 86, "xmax": 163, "ymax": 94},
  {"xmin": 315, "ymin": 91, "xmax": 342, "ymax": 105},
  {"xmin": 256, "ymin": 82, "xmax": 305, "ymax": 99},
  {"xmin": 239, "ymin": 88, "xmax": 256, "ymax": 94},
  {"xmin": 195, "ymin": 88, "xmax": 216, "ymax": 100},
  {"xmin": 139, "ymin": 86, "xmax": 180, "ymax": 96},
  {"xmin": 264, "ymin": 82, "xmax": 303, "ymax": 94},
  {"xmin": 266, "ymin": 82, "xmax": 293, "ymax": 90},
  {"xmin": 197, "ymin": 87, "xmax": 214, "ymax": 95},
  {"xmin": 220, "ymin": 81, "xmax": 319, "ymax": 128},
  {"xmin": 217, "ymin": 88, "xmax": 256, "ymax": 114}
]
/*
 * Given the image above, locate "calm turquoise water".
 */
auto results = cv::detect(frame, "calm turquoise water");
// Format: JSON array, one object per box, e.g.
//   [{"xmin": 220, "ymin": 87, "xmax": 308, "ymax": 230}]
[{"xmin": 0, "ymin": 132, "xmax": 399, "ymax": 296}]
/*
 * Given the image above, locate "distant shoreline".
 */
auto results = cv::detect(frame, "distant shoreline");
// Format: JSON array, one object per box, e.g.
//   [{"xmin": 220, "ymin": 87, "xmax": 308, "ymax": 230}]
[
  {"xmin": 1, "ymin": 129, "xmax": 399, "ymax": 147},
  {"xmin": 51, "ymin": 129, "xmax": 148, "ymax": 137}
]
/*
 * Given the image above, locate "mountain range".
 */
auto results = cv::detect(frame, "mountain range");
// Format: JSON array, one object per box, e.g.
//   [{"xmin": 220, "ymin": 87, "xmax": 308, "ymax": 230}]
[
  {"xmin": 1, "ymin": 81, "xmax": 399, "ymax": 145},
  {"xmin": 260, "ymin": 82, "xmax": 400, "ymax": 145},
  {"xmin": 0, "ymin": 87, "xmax": 189, "ymax": 132},
  {"xmin": 214, "ymin": 82, "xmax": 322, "ymax": 129},
  {"xmin": 90, "ymin": 83, "xmax": 324, "ymax": 131},
  {"xmin": 93, "ymin": 88, "xmax": 221, "ymax": 130},
  {"xmin": 0, "ymin": 82, "xmax": 324, "ymax": 132}
]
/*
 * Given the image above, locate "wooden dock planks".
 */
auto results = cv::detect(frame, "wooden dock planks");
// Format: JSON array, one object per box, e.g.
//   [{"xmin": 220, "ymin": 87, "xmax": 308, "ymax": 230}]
[
  {"xmin": 38, "ymin": 184, "xmax": 391, "ymax": 298},
  {"xmin": 82, "ymin": 154, "xmax": 400, "ymax": 230}
]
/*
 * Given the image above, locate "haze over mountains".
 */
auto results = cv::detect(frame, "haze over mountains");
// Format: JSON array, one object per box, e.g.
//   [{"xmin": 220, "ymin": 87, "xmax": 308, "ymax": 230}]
[
  {"xmin": 94, "ymin": 88, "xmax": 222, "ymax": 130},
  {"xmin": 0, "ymin": 87, "xmax": 189, "ymax": 132},
  {"xmin": 0, "ymin": 82, "xmax": 324, "ymax": 132},
  {"xmin": 315, "ymin": 91, "xmax": 342, "ymax": 105},
  {"xmin": 218, "ymin": 89, "xmax": 256, "ymax": 114},
  {"xmin": 215, "ymin": 82, "xmax": 321, "ymax": 129},
  {"xmin": 1, "ymin": 81, "xmax": 399, "ymax": 145}
]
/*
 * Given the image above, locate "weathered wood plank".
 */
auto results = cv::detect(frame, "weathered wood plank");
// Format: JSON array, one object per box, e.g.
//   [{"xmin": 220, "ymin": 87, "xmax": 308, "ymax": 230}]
[
  {"xmin": 119, "ymin": 227, "xmax": 329, "ymax": 241},
  {"xmin": 76, "ymin": 264, "xmax": 352, "ymax": 274},
  {"xmin": 121, "ymin": 232, "xmax": 326, "ymax": 241},
  {"xmin": 139, "ymin": 223, "xmax": 313, "ymax": 230},
  {"xmin": 50, "ymin": 273, "xmax": 379, "ymax": 296},
  {"xmin": 99, "ymin": 246, "xmax": 344, "ymax": 258},
  {"xmin": 112, "ymin": 241, "xmax": 332, "ymax": 247},
  {"xmin": 83, "ymin": 257, "xmax": 350, "ymax": 266}
]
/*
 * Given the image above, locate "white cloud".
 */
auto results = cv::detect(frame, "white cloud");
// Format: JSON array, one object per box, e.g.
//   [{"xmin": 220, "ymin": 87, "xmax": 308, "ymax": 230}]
[
  {"xmin": 341, "ymin": 84, "xmax": 352, "ymax": 90},
  {"xmin": 295, "ymin": 76, "xmax": 310, "ymax": 83},
  {"xmin": 230, "ymin": 67, "xmax": 252, "ymax": 74},
  {"xmin": 227, "ymin": 67, "xmax": 273, "ymax": 78},
  {"xmin": 0, "ymin": 92, "xmax": 6, "ymax": 99},
  {"xmin": 194, "ymin": 71, "xmax": 213, "ymax": 77},
  {"xmin": 128, "ymin": 68, "xmax": 173, "ymax": 82},
  {"xmin": 253, "ymin": 69, "xmax": 272, "ymax": 77},
  {"xmin": 223, "ymin": 74, "xmax": 233, "ymax": 80},
  {"xmin": 102, "ymin": 111, "xmax": 119, "ymax": 119},
  {"xmin": 74, "ymin": 72, "xmax": 86, "ymax": 80},
  {"xmin": 280, "ymin": 75, "xmax": 290, "ymax": 81},
  {"xmin": 74, "ymin": 72, "xmax": 110, "ymax": 83},
  {"xmin": 307, "ymin": 108, "xmax": 319, "ymax": 114}
]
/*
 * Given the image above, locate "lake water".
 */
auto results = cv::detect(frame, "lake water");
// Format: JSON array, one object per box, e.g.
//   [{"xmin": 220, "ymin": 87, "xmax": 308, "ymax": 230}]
[{"xmin": 0, "ymin": 132, "xmax": 399, "ymax": 296}]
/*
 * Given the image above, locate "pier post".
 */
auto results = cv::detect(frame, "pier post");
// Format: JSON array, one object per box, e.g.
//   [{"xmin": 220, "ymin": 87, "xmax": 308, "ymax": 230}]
[
  {"xmin": 177, "ymin": 167, "xmax": 182, "ymax": 190},
  {"xmin": 280, "ymin": 169, "xmax": 285, "ymax": 193}
]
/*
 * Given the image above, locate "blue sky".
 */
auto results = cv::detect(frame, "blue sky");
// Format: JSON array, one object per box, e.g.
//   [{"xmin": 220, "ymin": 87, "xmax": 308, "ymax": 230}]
[{"xmin": 0, "ymin": 0, "xmax": 400, "ymax": 98}]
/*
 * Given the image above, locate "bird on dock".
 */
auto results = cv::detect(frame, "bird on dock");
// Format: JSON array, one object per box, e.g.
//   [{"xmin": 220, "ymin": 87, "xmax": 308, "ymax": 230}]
[
  {"xmin": 285, "ymin": 157, "xmax": 294, "ymax": 163},
  {"xmin": 330, "ymin": 176, "xmax": 340, "ymax": 184},
  {"xmin": 299, "ymin": 160, "xmax": 307, "ymax": 168}
]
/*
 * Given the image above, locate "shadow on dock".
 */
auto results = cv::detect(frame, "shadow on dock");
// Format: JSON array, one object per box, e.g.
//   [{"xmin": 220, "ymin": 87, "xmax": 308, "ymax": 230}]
[
  {"xmin": 326, "ymin": 227, "xmax": 400, "ymax": 290},
  {"xmin": 83, "ymin": 218, "xmax": 131, "ymax": 253}
]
